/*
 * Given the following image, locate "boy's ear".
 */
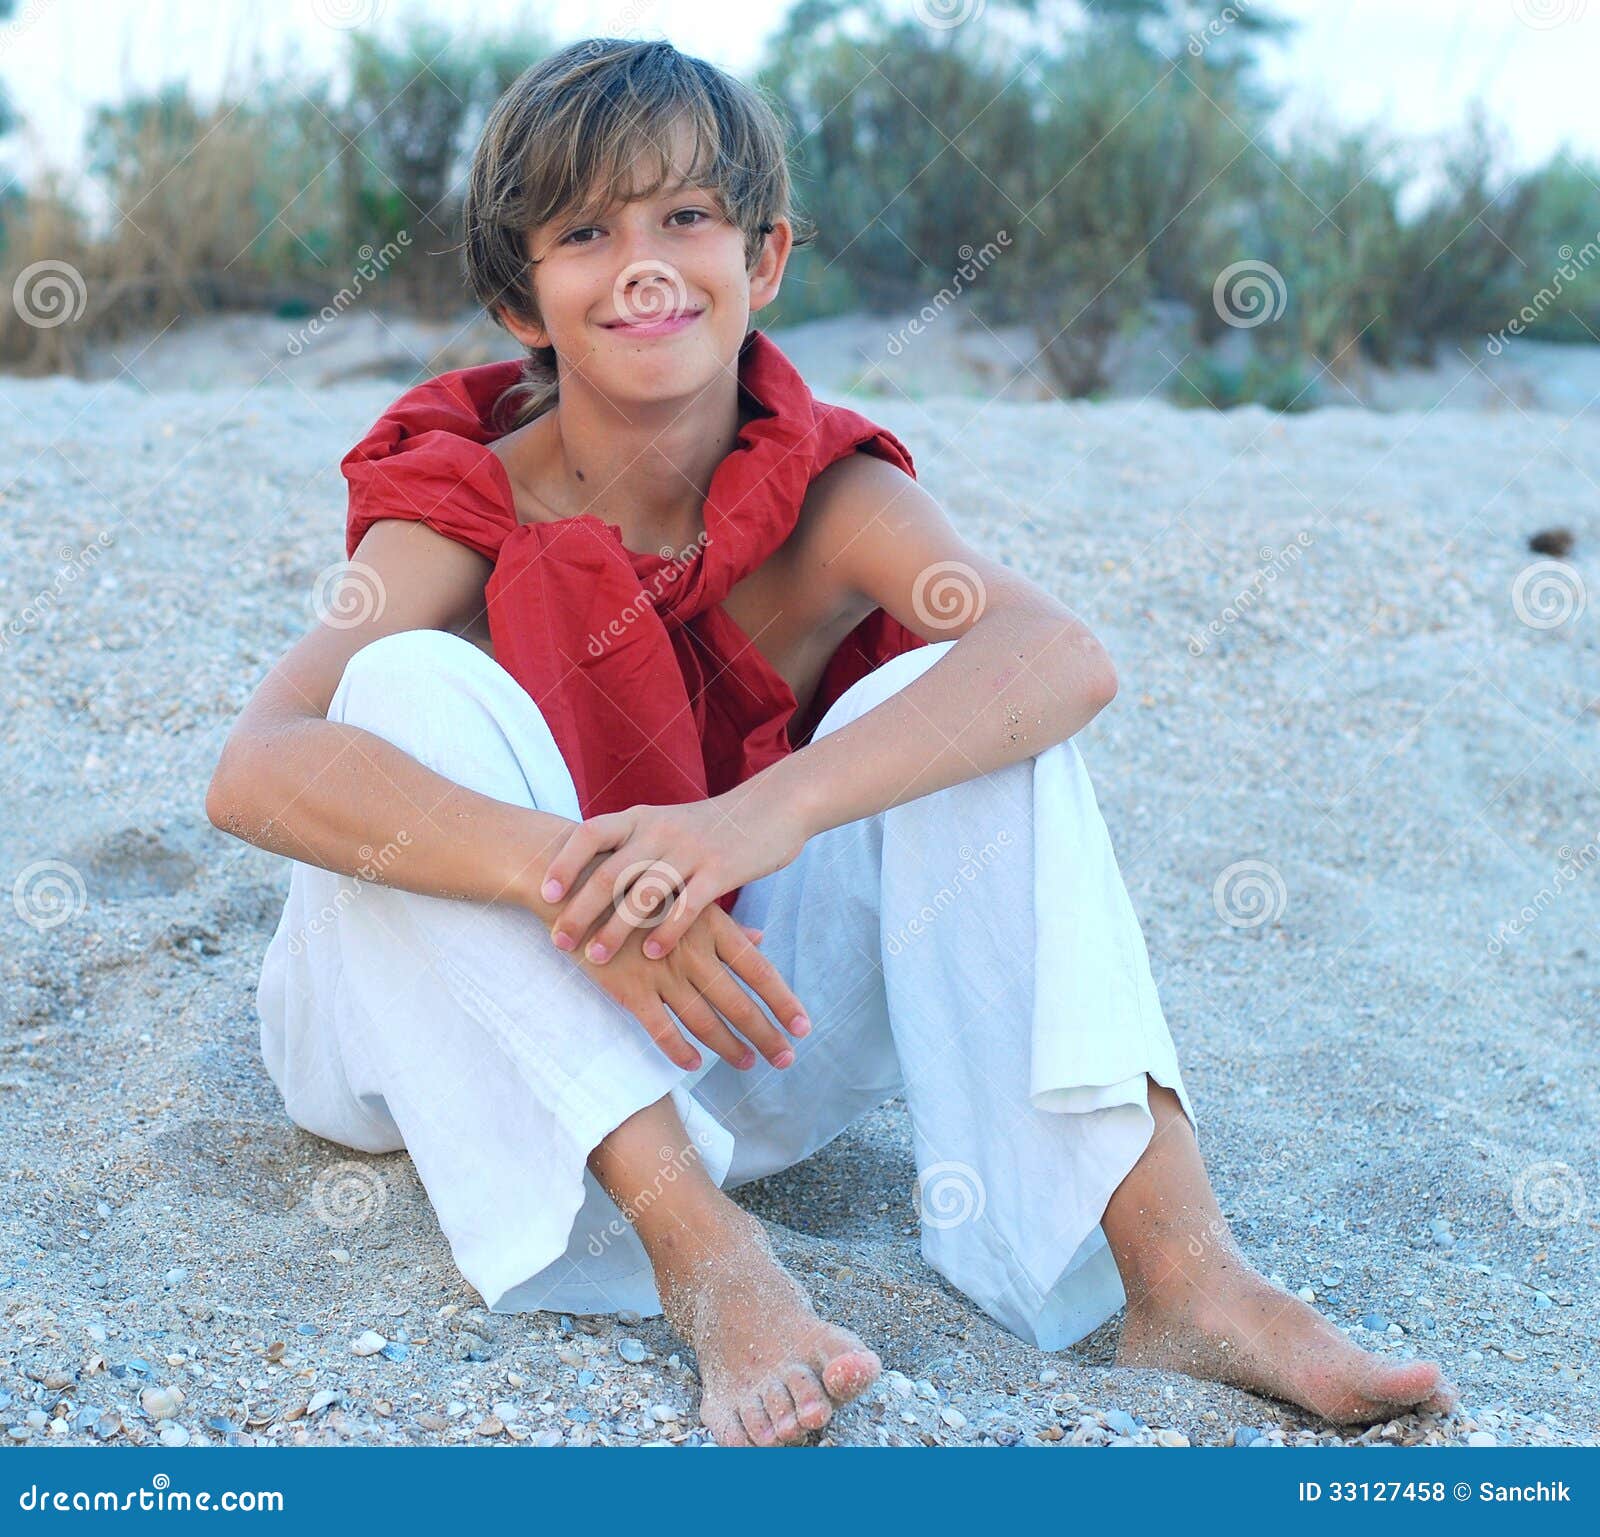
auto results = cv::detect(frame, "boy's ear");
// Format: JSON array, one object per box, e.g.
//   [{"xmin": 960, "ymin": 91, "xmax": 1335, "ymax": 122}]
[
  {"xmin": 748, "ymin": 217, "xmax": 794, "ymax": 316},
  {"xmin": 498, "ymin": 302, "xmax": 551, "ymax": 351}
]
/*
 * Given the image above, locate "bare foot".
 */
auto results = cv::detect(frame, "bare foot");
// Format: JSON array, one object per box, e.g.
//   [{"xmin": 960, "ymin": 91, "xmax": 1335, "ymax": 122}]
[
  {"xmin": 657, "ymin": 1206, "xmax": 881, "ymax": 1446},
  {"xmin": 1117, "ymin": 1260, "xmax": 1458, "ymax": 1426}
]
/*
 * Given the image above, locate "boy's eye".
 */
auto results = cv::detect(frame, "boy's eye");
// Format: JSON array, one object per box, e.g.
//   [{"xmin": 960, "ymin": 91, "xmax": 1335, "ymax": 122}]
[{"xmin": 559, "ymin": 207, "xmax": 713, "ymax": 246}]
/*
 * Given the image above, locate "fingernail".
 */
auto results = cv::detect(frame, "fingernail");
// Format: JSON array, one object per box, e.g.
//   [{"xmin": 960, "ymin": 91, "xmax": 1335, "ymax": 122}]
[
  {"xmin": 740, "ymin": 1051, "xmax": 757, "ymax": 1070},
  {"xmin": 687, "ymin": 1052, "xmax": 702, "ymax": 1071},
  {"xmin": 643, "ymin": 939, "xmax": 663, "ymax": 959},
  {"xmin": 587, "ymin": 942, "xmax": 609, "ymax": 963},
  {"xmin": 789, "ymin": 1014, "xmax": 811, "ymax": 1037},
  {"xmin": 773, "ymin": 1049, "xmax": 795, "ymax": 1069},
  {"xmin": 552, "ymin": 932, "xmax": 574, "ymax": 952},
  {"xmin": 542, "ymin": 879, "xmax": 563, "ymax": 901}
]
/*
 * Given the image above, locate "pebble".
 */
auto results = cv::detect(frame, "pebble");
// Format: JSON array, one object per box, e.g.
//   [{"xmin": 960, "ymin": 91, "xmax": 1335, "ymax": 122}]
[
  {"xmin": 1038, "ymin": 1368, "xmax": 1058, "ymax": 1385},
  {"xmin": 87, "ymin": 1324, "xmax": 108, "ymax": 1343},
  {"xmin": 1467, "ymin": 1431, "xmax": 1497, "ymax": 1447},
  {"xmin": 1232, "ymin": 1426, "xmax": 1261, "ymax": 1447},
  {"xmin": 1360, "ymin": 1313, "xmax": 1389, "ymax": 1332},
  {"xmin": 887, "ymin": 1371, "xmax": 915, "ymax": 1399},
  {"xmin": 351, "ymin": 1330, "xmax": 387, "ymax": 1356},
  {"xmin": 939, "ymin": 1407, "xmax": 967, "ymax": 1430},
  {"xmin": 556, "ymin": 1344, "xmax": 585, "ymax": 1368},
  {"xmin": 530, "ymin": 1427, "xmax": 563, "ymax": 1447},
  {"xmin": 164, "ymin": 1266, "xmax": 189, "ymax": 1288},
  {"xmin": 492, "ymin": 1400, "xmax": 521, "ymax": 1423},
  {"xmin": 7, "ymin": 1426, "xmax": 29, "ymax": 1441},
  {"xmin": 1297, "ymin": 1286, "xmax": 1316, "ymax": 1303},
  {"xmin": 1104, "ymin": 1408, "xmax": 1142, "ymax": 1435},
  {"xmin": 416, "ymin": 1413, "xmax": 448, "ymax": 1432},
  {"xmin": 616, "ymin": 1338, "xmax": 649, "ymax": 1364},
  {"xmin": 1428, "ymin": 1218, "xmax": 1456, "ymax": 1249},
  {"xmin": 379, "ymin": 1341, "xmax": 408, "ymax": 1363},
  {"xmin": 616, "ymin": 1309, "xmax": 642, "ymax": 1326},
  {"xmin": 306, "ymin": 1390, "xmax": 341, "ymax": 1414},
  {"xmin": 650, "ymin": 1404, "xmax": 679, "ymax": 1423},
  {"xmin": 1155, "ymin": 1428, "xmax": 1190, "ymax": 1447}
]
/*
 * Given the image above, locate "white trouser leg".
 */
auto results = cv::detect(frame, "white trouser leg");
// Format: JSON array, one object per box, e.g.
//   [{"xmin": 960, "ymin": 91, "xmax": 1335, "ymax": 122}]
[
  {"xmin": 255, "ymin": 629, "xmax": 736, "ymax": 1317},
  {"xmin": 695, "ymin": 641, "xmax": 1197, "ymax": 1349}
]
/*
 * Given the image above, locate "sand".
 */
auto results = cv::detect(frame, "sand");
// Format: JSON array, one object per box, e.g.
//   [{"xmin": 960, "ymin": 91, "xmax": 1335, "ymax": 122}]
[{"xmin": 1, "ymin": 311, "xmax": 1596, "ymax": 1447}]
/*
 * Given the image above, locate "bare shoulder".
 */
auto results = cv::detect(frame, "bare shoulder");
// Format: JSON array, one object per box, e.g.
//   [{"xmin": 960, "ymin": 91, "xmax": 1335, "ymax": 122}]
[{"xmin": 787, "ymin": 449, "xmax": 929, "ymax": 590}]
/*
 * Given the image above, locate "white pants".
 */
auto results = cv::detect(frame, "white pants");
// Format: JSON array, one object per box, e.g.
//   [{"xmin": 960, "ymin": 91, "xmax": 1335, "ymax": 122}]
[{"xmin": 257, "ymin": 628, "xmax": 1196, "ymax": 1350}]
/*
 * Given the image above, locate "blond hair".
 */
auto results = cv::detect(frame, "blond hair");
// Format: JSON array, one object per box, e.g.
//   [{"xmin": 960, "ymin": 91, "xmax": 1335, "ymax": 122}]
[{"xmin": 462, "ymin": 37, "xmax": 812, "ymax": 428}]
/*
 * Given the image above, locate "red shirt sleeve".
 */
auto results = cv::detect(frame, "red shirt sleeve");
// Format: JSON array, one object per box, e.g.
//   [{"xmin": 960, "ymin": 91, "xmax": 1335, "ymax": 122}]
[{"xmin": 341, "ymin": 362, "xmax": 525, "ymax": 563}]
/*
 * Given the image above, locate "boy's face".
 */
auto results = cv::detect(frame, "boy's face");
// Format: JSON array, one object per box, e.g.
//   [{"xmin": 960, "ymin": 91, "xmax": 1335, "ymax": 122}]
[{"xmin": 503, "ymin": 120, "xmax": 792, "ymax": 408}]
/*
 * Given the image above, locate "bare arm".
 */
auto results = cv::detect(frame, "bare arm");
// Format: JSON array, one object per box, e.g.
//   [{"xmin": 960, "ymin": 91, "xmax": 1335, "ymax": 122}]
[
  {"xmin": 204, "ymin": 518, "xmax": 567, "ymax": 914},
  {"xmin": 751, "ymin": 451, "xmax": 1119, "ymax": 840}
]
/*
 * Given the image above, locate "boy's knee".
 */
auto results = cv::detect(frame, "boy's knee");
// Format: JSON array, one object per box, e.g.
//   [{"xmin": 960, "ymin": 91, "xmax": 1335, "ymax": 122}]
[{"xmin": 332, "ymin": 629, "xmax": 494, "ymax": 725}]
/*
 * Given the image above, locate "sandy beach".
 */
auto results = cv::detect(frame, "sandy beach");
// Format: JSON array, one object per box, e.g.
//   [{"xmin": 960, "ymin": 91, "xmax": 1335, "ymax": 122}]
[{"xmin": 2, "ymin": 316, "xmax": 1596, "ymax": 1447}]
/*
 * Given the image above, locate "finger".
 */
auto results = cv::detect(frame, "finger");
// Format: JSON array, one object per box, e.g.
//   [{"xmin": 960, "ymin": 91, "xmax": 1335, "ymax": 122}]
[
  {"xmin": 629, "ymin": 995, "xmax": 702, "ymax": 1073},
  {"xmin": 639, "ymin": 872, "xmax": 720, "ymax": 960},
  {"xmin": 664, "ymin": 981, "xmax": 756, "ymax": 1071},
  {"xmin": 741, "ymin": 925, "xmax": 764, "ymax": 944},
  {"xmin": 717, "ymin": 928, "xmax": 810, "ymax": 1039},
  {"xmin": 555, "ymin": 863, "xmax": 634, "ymax": 959},
  {"xmin": 594, "ymin": 866, "xmax": 685, "ymax": 963},
  {"xmin": 541, "ymin": 814, "xmax": 624, "ymax": 903},
  {"xmin": 700, "ymin": 967, "xmax": 794, "ymax": 1068}
]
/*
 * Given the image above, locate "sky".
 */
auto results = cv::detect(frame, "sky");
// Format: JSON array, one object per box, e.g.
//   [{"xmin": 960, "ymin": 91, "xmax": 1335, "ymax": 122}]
[{"xmin": 2, "ymin": 0, "xmax": 1596, "ymax": 192}]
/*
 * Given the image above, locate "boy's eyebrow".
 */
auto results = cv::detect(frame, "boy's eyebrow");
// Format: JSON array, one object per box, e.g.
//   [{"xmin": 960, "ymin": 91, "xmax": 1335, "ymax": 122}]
[{"xmin": 567, "ymin": 176, "xmax": 718, "ymax": 222}]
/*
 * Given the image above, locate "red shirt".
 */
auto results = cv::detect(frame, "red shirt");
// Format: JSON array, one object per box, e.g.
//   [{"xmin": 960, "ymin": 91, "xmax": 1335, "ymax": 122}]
[{"xmin": 342, "ymin": 328, "xmax": 928, "ymax": 911}]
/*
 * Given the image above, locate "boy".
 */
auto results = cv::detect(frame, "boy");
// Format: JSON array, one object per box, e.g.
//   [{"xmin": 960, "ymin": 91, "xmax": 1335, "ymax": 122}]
[{"xmin": 208, "ymin": 38, "xmax": 1453, "ymax": 1446}]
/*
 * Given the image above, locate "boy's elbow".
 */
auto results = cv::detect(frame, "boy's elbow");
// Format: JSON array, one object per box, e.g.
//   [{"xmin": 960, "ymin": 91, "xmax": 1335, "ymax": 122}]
[{"xmin": 204, "ymin": 738, "xmax": 257, "ymax": 836}]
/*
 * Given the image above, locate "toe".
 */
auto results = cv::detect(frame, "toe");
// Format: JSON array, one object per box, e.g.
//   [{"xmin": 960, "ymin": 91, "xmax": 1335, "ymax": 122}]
[
  {"xmin": 761, "ymin": 1380, "xmax": 805, "ymax": 1445},
  {"xmin": 783, "ymin": 1365, "xmax": 833, "ymax": 1431},
  {"xmin": 820, "ymin": 1343, "xmax": 882, "ymax": 1404},
  {"xmin": 738, "ymin": 1398, "xmax": 779, "ymax": 1448}
]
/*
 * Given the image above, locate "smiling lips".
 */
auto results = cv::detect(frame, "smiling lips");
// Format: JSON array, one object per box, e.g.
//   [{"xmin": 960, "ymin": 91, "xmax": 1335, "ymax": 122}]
[{"xmin": 601, "ymin": 307, "xmax": 704, "ymax": 337}]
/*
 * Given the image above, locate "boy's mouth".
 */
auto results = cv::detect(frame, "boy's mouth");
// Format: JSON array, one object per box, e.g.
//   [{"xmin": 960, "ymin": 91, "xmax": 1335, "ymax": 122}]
[{"xmin": 600, "ymin": 306, "xmax": 705, "ymax": 337}]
